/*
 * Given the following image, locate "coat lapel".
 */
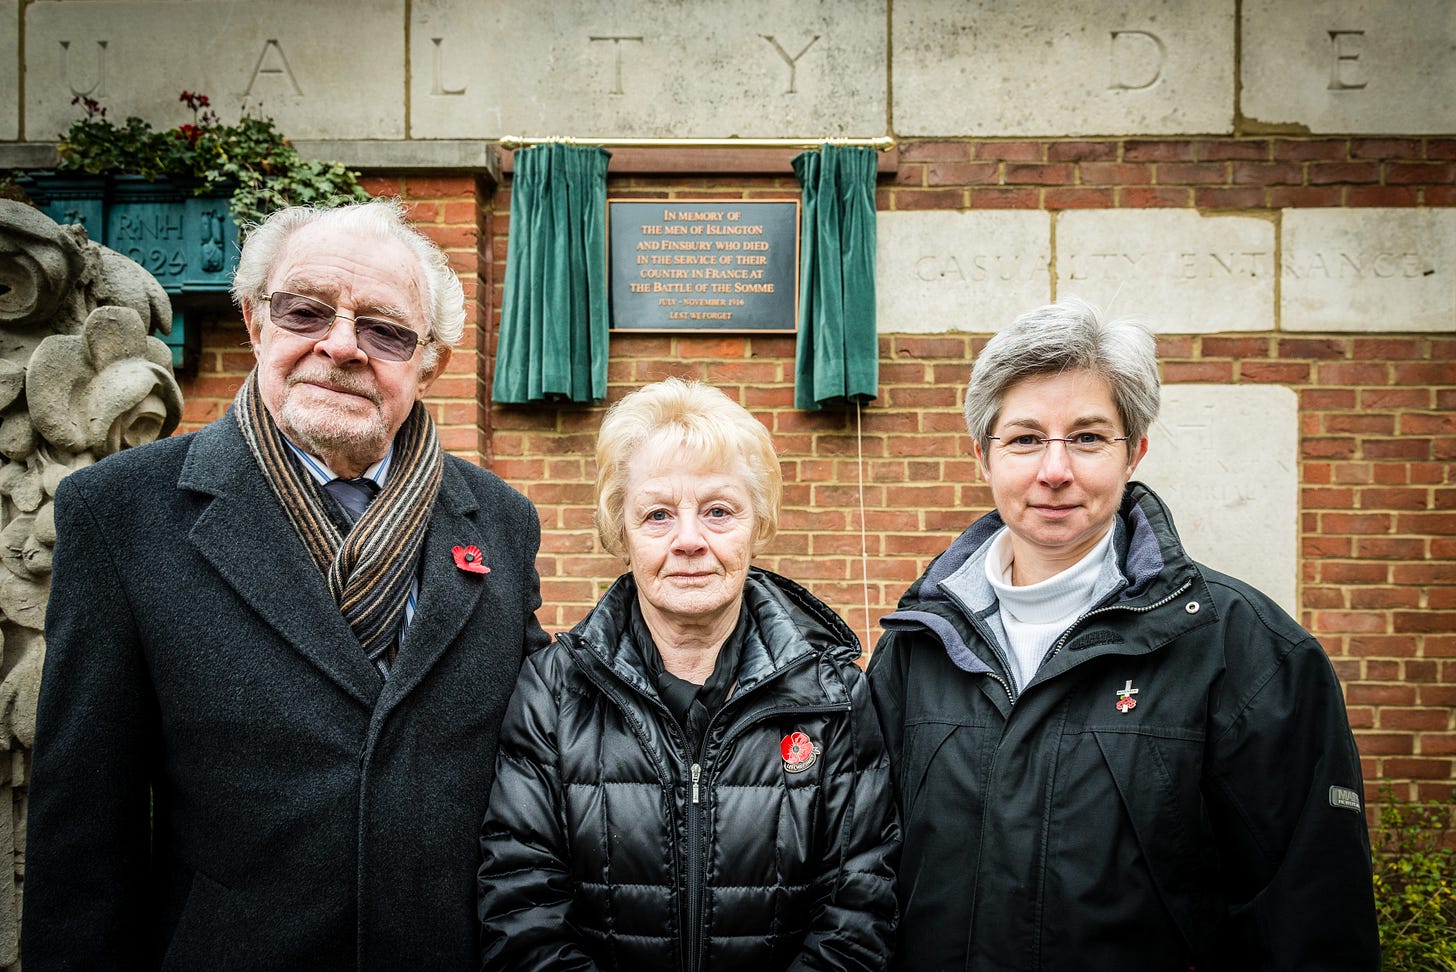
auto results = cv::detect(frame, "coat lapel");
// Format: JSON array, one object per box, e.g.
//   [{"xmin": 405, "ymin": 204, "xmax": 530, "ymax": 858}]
[
  {"xmin": 379, "ymin": 460, "xmax": 487, "ymax": 708},
  {"xmin": 178, "ymin": 414, "xmax": 382, "ymax": 706}
]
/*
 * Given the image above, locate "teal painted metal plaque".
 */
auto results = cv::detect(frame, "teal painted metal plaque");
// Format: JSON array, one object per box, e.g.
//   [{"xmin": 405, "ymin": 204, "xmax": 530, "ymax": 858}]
[{"xmin": 18, "ymin": 173, "xmax": 239, "ymax": 372}]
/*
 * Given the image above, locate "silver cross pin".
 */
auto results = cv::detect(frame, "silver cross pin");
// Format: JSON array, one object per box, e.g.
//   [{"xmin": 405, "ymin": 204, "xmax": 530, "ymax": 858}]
[{"xmin": 1115, "ymin": 679, "xmax": 1139, "ymax": 714}]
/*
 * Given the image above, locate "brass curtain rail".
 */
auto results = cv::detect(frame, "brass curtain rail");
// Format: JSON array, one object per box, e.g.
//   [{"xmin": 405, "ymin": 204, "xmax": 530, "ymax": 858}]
[{"xmin": 497, "ymin": 135, "xmax": 895, "ymax": 151}]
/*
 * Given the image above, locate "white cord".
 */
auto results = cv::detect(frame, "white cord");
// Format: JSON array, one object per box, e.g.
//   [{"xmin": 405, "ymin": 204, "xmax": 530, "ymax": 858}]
[{"xmin": 856, "ymin": 399, "xmax": 872, "ymax": 654}]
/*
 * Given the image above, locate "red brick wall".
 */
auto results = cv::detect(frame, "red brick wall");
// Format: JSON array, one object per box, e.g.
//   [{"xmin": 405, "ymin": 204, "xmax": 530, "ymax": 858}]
[{"xmin": 178, "ymin": 141, "xmax": 1455, "ymax": 801}]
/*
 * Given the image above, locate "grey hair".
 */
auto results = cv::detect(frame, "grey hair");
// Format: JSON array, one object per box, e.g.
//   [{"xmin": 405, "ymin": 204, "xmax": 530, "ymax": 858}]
[
  {"xmin": 230, "ymin": 198, "xmax": 465, "ymax": 369},
  {"xmin": 964, "ymin": 297, "xmax": 1160, "ymax": 455}
]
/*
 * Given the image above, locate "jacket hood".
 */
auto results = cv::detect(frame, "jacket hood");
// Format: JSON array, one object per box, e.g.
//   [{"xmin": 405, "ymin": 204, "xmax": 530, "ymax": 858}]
[
  {"xmin": 566, "ymin": 567, "xmax": 862, "ymax": 698},
  {"xmin": 884, "ymin": 481, "xmax": 1202, "ymax": 674}
]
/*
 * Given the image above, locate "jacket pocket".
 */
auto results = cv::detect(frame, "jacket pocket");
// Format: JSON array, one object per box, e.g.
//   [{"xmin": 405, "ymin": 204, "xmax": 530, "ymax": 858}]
[
  {"xmin": 161, "ymin": 869, "xmax": 236, "ymax": 970},
  {"xmin": 900, "ymin": 721, "xmax": 959, "ymax": 823},
  {"xmin": 1093, "ymin": 729, "xmax": 1219, "ymax": 958}
]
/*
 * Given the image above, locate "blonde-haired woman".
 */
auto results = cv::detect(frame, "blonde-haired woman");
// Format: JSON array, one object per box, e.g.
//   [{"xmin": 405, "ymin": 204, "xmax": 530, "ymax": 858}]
[{"xmin": 479, "ymin": 378, "xmax": 898, "ymax": 971}]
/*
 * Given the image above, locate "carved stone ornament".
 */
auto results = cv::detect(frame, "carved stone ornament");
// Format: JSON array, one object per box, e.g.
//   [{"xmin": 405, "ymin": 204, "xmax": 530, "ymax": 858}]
[{"xmin": 0, "ymin": 200, "xmax": 184, "ymax": 962}]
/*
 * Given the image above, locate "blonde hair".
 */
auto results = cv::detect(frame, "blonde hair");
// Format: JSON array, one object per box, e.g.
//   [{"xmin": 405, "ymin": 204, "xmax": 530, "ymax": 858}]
[{"xmin": 595, "ymin": 378, "xmax": 781, "ymax": 559}]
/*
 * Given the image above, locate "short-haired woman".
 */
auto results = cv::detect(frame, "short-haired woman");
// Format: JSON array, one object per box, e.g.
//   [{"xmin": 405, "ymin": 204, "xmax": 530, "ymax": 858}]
[
  {"xmin": 479, "ymin": 377, "xmax": 898, "ymax": 972},
  {"xmin": 869, "ymin": 298, "xmax": 1378, "ymax": 970}
]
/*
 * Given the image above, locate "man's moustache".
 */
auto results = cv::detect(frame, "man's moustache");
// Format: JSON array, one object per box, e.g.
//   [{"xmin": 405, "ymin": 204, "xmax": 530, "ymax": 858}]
[{"xmin": 286, "ymin": 370, "xmax": 382, "ymax": 405}]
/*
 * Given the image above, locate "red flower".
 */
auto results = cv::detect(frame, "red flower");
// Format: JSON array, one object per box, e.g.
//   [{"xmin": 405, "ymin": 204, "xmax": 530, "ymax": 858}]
[
  {"xmin": 451, "ymin": 545, "xmax": 489, "ymax": 575},
  {"xmin": 781, "ymin": 731, "xmax": 815, "ymax": 766}
]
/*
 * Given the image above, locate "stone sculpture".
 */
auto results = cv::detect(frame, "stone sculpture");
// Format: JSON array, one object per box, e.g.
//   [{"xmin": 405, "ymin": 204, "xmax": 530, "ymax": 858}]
[{"xmin": 0, "ymin": 200, "xmax": 182, "ymax": 964}]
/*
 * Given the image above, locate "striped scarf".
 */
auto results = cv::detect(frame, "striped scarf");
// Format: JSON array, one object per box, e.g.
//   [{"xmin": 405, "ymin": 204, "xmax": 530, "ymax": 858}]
[{"xmin": 233, "ymin": 371, "xmax": 443, "ymax": 676}]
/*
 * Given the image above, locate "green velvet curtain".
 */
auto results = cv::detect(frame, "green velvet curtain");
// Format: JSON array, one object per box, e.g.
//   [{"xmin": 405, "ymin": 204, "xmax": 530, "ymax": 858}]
[
  {"xmin": 791, "ymin": 144, "xmax": 879, "ymax": 410},
  {"xmin": 492, "ymin": 143, "xmax": 611, "ymax": 404}
]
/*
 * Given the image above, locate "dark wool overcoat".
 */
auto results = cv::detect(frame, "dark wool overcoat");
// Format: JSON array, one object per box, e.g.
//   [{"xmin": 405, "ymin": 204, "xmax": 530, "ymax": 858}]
[{"xmin": 23, "ymin": 409, "xmax": 549, "ymax": 970}]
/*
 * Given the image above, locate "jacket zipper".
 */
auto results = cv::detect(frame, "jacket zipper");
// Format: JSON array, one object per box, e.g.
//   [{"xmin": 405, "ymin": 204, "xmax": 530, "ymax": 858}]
[
  {"xmin": 938, "ymin": 578, "xmax": 1194, "ymax": 705},
  {"xmin": 1041, "ymin": 578, "xmax": 1193, "ymax": 668},
  {"xmin": 961, "ymin": 577, "xmax": 1194, "ymax": 948},
  {"xmin": 683, "ymin": 657, "xmax": 850, "ymax": 972},
  {"xmin": 1006, "ymin": 578, "xmax": 1196, "ymax": 702},
  {"xmin": 566, "ymin": 638, "xmax": 851, "ymax": 972},
  {"xmin": 682, "ymin": 699, "xmax": 850, "ymax": 972},
  {"xmin": 686, "ymin": 761, "xmax": 703, "ymax": 972}
]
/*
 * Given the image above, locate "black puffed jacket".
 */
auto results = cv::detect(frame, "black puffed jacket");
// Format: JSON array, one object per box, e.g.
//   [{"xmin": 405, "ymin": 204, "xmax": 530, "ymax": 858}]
[
  {"xmin": 478, "ymin": 568, "xmax": 899, "ymax": 972},
  {"xmin": 867, "ymin": 482, "xmax": 1379, "ymax": 972}
]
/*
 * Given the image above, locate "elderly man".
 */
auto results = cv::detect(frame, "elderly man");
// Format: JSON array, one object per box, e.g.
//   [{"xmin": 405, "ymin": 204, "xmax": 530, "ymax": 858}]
[{"xmin": 23, "ymin": 200, "xmax": 549, "ymax": 970}]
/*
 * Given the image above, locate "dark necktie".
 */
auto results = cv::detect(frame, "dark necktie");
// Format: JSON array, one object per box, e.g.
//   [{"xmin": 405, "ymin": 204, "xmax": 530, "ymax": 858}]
[{"xmin": 324, "ymin": 477, "xmax": 379, "ymax": 524}]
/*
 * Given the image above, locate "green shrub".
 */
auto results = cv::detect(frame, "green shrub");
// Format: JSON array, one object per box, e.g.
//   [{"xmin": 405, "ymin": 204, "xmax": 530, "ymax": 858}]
[
  {"xmin": 1373, "ymin": 786, "xmax": 1456, "ymax": 971},
  {"xmin": 55, "ymin": 92, "xmax": 370, "ymax": 227}
]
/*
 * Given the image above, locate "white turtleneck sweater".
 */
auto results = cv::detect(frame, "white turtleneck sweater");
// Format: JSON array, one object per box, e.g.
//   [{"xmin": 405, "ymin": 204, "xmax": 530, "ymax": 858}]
[{"xmin": 984, "ymin": 525, "xmax": 1117, "ymax": 692}]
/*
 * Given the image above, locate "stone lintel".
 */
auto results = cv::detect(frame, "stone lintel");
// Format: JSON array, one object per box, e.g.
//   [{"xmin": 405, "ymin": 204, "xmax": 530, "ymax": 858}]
[
  {"xmin": 292, "ymin": 140, "xmax": 501, "ymax": 181},
  {"xmin": 23, "ymin": 1, "xmax": 407, "ymax": 142},
  {"xmin": 0, "ymin": 145, "xmax": 61, "ymax": 171},
  {"xmin": 893, "ymin": 0, "xmax": 1235, "ymax": 136},
  {"xmin": 409, "ymin": 0, "xmax": 887, "ymax": 139},
  {"xmin": 1241, "ymin": 0, "xmax": 1456, "ymax": 135},
  {"xmin": 0, "ymin": 0, "xmax": 17, "ymax": 142}
]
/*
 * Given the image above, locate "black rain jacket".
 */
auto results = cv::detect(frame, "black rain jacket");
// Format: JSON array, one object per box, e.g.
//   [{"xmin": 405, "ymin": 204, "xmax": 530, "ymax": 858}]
[
  {"xmin": 479, "ymin": 568, "xmax": 899, "ymax": 972},
  {"xmin": 867, "ymin": 482, "xmax": 1379, "ymax": 971}
]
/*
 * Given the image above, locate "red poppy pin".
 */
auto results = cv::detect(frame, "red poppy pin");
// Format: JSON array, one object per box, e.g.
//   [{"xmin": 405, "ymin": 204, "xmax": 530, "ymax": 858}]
[
  {"xmin": 451, "ymin": 545, "xmax": 490, "ymax": 575},
  {"xmin": 781, "ymin": 731, "xmax": 819, "ymax": 774}
]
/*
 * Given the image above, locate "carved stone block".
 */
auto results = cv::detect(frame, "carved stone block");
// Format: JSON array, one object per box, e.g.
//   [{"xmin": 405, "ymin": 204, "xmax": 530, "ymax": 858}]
[
  {"xmin": 875, "ymin": 211, "xmax": 1052, "ymax": 333},
  {"xmin": 1282, "ymin": 208, "xmax": 1456, "ymax": 332},
  {"xmin": 1055, "ymin": 210, "xmax": 1276, "ymax": 333},
  {"xmin": 1242, "ymin": 0, "xmax": 1456, "ymax": 134},
  {"xmin": 893, "ymin": 0, "xmax": 1235, "ymax": 136},
  {"xmin": 0, "ymin": 200, "xmax": 183, "ymax": 959},
  {"xmin": 23, "ymin": 0, "xmax": 406, "ymax": 142},
  {"xmin": 1137, "ymin": 385, "xmax": 1299, "ymax": 615},
  {"xmin": 410, "ymin": 0, "xmax": 888, "ymax": 138}
]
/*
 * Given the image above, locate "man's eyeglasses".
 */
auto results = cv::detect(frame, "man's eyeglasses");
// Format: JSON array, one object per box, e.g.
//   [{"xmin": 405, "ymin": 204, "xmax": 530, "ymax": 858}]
[
  {"xmin": 988, "ymin": 432, "xmax": 1130, "ymax": 458},
  {"xmin": 259, "ymin": 291, "xmax": 428, "ymax": 362}
]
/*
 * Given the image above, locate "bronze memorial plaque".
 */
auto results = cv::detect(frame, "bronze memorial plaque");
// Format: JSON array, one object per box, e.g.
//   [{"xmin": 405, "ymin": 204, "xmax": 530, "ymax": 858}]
[{"xmin": 609, "ymin": 199, "xmax": 800, "ymax": 332}]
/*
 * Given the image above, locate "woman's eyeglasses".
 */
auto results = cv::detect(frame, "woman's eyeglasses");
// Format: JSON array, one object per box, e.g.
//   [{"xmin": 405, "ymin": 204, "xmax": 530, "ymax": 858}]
[
  {"xmin": 988, "ymin": 431, "xmax": 1130, "ymax": 459},
  {"xmin": 259, "ymin": 291, "xmax": 428, "ymax": 362}
]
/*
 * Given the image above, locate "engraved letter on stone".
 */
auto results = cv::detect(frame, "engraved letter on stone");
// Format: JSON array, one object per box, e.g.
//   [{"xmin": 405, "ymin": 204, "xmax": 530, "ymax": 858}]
[
  {"xmin": 245, "ymin": 40, "xmax": 305, "ymax": 97},
  {"xmin": 1109, "ymin": 31, "xmax": 1164, "ymax": 90},
  {"xmin": 59, "ymin": 40, "xmax": 108, "ymax": 98},
  {"xmin": 431, "ymin": 38, "xmax": 466, "ymax": 96},
  {"xmin": 760, "ymin": 35, "xmax": 821, "ymax": 95},
  {"xmin": 589, "ymin": 36, "xmax": 644, "ymax": 95},
  {"xmin": 1327, "ymin": 30, "xmax": 1368, "ymax": 90}
]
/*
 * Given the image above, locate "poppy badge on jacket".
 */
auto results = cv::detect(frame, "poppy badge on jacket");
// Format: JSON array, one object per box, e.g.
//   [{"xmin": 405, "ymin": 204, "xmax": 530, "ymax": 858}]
[
  {"xmin": 1114, "ymin": 678, "xmax": 1139, "ymax": 714},
  {"xmin": 781, "ymin": 731, "xmax": 819, "ymax": 774},
  {"xmin": 451, "ymin": 544, "xmax": 490, "ymax": 574}
]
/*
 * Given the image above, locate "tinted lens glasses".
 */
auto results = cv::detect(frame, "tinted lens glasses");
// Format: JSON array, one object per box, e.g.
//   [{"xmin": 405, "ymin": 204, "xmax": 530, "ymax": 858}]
[{"xmin": 261, "ymin": 291, "xmax": 427, "ymax": 362}]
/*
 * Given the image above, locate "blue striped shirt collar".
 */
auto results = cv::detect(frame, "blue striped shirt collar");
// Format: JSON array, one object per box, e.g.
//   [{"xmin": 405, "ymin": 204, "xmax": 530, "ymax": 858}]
[{"xmin": 281, "ymin": 439, "xmax": 393, "ymax": 489}]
